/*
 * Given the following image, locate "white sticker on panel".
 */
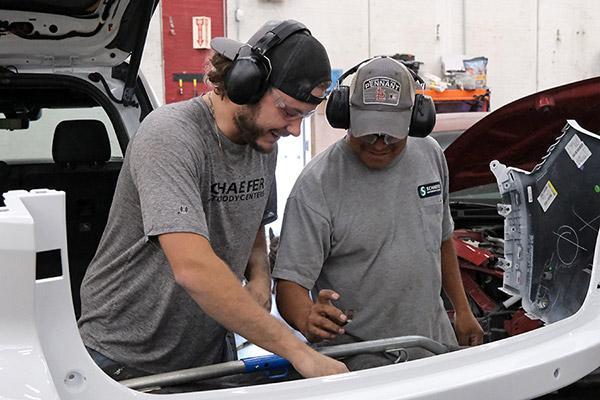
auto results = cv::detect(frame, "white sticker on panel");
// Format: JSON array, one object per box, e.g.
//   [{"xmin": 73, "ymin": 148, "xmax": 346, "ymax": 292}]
[
  {"xmin": 565, "ymin": 134, "xmax": 591, "ymax": 169},
  {"xmin": 537, "ymin": 180, "xmax": 558, "ymax": 212}
]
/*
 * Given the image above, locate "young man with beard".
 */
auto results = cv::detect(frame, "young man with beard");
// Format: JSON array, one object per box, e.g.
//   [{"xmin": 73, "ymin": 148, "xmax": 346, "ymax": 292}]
[
  {"xmin": 273, "ymin": 57, "xmax": 483, "ymax": 371},
  {"xmin": 78, "ymin": 20, "xmax": 348, "ymax": 381}
]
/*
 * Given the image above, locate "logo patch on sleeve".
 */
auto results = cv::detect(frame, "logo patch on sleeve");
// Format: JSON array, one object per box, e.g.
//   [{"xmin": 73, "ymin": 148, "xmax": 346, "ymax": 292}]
[{"xmin": 418, "ymin": 182, "xmax": 442, "ymax": 198}]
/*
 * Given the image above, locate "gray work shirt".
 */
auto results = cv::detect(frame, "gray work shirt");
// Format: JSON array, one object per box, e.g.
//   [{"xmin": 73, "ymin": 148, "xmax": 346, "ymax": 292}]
[
  {"xmin": 79, "ymin": 97, "xmax": 277, "ymax": 374},
  {"xmin": 273, "ymin": 137, "xmax": 457, "ymax": 346}
]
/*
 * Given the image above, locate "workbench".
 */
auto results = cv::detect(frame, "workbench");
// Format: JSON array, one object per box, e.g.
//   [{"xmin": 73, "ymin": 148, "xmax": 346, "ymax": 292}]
[{"xmin": 417, "ymin": 88, "xmax": 490, "ymax": 113}]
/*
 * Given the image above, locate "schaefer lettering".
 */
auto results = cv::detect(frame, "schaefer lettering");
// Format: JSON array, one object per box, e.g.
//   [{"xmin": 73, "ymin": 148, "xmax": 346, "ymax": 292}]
[
  {"xmin": 210, "ymin": 178, "xmax": 265, "ymax": 202},
  {"xmin": 417, "ymin": 182, "xmax": 442, "ymax": 199}
]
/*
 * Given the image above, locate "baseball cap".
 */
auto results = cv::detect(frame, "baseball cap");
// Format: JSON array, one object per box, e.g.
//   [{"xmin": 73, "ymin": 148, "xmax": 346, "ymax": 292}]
[
  {"xmin": 349, "ymin": 57, "xmax": 416, "ymax": 139},
  {"xmin": 211, "ymin": 20, "xmax": 331, "ymax": 105}
]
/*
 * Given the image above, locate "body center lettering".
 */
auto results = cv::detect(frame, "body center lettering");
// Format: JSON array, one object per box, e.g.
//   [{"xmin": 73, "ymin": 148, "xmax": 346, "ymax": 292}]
[{"xmin": 210, "ymin": 177, "xmax": 265, "ymax": 202}]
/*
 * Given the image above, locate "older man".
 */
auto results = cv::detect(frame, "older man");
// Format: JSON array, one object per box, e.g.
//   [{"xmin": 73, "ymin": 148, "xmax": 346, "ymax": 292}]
[{"xmin": 274, "ymin": 56, "xmax": 483, "ymax": 370}]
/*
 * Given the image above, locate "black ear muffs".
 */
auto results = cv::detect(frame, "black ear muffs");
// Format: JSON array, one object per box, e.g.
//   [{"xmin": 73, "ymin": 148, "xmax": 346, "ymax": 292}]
[
  {"xmin": 225, "ymin": 52, "xmax": 272, "ymax": 105},
  {"xmin": 326, "ymin": 56, "xmax": 437, "ymax": 138},
  {"xmin": 224, "ymin": 21, "xmax": 309, "ymax": 105},
  {"xmin": 408, "ymin": 94, "xmax": 436, "ymax": 138},
  {"xmin": 325, "ymin": 57, "xmax": 372, "ymax": 130},
  {"xmin": 325, "ymin": 85, "xmax": 350, "ymax": 129}
]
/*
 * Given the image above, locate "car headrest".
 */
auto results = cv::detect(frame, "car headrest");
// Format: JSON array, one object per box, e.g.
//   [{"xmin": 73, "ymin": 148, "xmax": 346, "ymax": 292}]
[{"xmin": 52, "ymin": 120, "xmax": 111, "ymax": 165}]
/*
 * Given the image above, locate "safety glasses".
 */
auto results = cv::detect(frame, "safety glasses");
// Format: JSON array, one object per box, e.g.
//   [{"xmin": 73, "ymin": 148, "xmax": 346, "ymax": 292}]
[
  {"xmin": 352, "ymin": 133, "xmax": 403, "ymax": 145},
  {"xmin": 272, "ymin": 91, "xmax": 317, "ymax": 121}
]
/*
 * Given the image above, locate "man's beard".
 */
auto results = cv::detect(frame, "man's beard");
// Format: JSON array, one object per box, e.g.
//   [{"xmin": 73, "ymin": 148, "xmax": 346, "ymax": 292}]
[{"xmin": 233, "ymin": 106, "xmax": 271, "ymax": 153}]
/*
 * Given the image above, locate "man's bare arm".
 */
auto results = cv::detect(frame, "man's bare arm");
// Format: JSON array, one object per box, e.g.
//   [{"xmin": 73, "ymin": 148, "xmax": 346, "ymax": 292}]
[
  {"xmin": 244, "ymin": 226, "xmax": 272, "ymax": 310},
  {"xmin": 276, "ymin": 280, "xmax": 347, "ymax": 343},
  {"xmin": 440, "ymin": 238, "xmax": 484, "ymax": 346},
  {"xmin": 158, "ymin": 232, "xmax": 348, "ymax": 377}
]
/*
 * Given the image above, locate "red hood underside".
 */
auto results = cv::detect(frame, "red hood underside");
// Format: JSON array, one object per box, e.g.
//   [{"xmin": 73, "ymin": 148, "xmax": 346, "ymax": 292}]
[{"xmin": 446, "ymin": 77, "xmax": 600, "ymax": 193}]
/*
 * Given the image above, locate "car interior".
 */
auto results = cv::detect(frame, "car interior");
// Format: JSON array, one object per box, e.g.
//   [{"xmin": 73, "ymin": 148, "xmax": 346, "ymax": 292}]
[{"xmin": 0, "ymin": 74, "xmax": 130, "ymax": 317}]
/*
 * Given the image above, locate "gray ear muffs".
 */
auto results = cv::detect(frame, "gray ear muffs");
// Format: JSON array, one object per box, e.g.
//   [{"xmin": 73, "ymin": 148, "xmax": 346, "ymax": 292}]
[
  {"xmin": 326, "ymin": 56, "xmax": 436, "ymax": 137},
  {"xmin": 224, "ymin": 21, "xmax": 309, "ymax": 105},
  {"xmin": 408, "ymin": 94, "xmax": 436, "ymax": 138}
]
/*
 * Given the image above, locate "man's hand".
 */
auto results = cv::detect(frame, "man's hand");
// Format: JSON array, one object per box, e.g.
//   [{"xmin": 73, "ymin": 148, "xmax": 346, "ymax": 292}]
[
  {"xmin": 245, "ymin": 277, "xmax": 272, "ymax": 311},
  {"xmin": 291, "ymin": 347, "xmax": 349, "ymax": 378},
  {"xmin": 454, "ymin": 311, "xmax": 484, "ymax": 346},
  {"xmin": 301, "ymin": 289, "xmax": 348, "ymax": 343},
  {"xmin": 440, "ymin": 238, "xmax": 484, "ymax": 346}
]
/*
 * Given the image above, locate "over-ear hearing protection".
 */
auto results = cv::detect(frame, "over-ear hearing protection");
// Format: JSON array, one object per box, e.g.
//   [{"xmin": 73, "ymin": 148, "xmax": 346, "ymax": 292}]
[
  {"xmin": 325, "ymin": 56, "xmax": 436, "ymax": 138},
  {"xmin": 224, "ymin": 20, "xmax": 310, "ymax": 105}
]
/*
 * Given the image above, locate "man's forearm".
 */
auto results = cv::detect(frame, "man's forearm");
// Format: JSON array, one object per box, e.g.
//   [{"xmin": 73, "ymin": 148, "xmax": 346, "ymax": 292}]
[
  {"xmin": 160, "ymin": 233, "xmax": 308, "ymax": 361},
  {"xmin": 440, "ymin": 237, "xmax": 485, "ymax": 345},
  {"xmin": 276, "ymin": 280, "xmax": 313, "ymax": 334},
  {"xmin": 184, "ymin": 258, "xmax": 305, "ymax": 359},
  {"xmin": 244, "ymin": 227, "xmax": 272, "ymax": 309},
  {"xmin": 440, "ymin": 238, "xmax": 470, "ymax": 313},
  {"xmin": 245, "ymin": 226, "xmax": 270, "ymax": 282},
  {"xmin": 245, "ymin": 251, "xmax": 270, "ymax": 282},
  {"xmin": 277, "ymin": 281, "xmax": 347, "ymax": 343}
]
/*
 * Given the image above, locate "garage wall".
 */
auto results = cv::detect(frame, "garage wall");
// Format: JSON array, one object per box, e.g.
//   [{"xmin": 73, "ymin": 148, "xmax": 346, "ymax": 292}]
[
  {"xmin": 537, "ymin": 0, "xmax": 600, "ymax": 90},
  {"xmin": 142, "ymin": 1, "xmax": 600, "ymax": 109},
  {"xmin": 368, "ymin": 0, "xmax": 463, "ymax": 84},
  {"xmin": 463, "ymin": 0, "xmax": 538, "ymax": 108},
  {"xmin": 222, "ymin": 0, "xmax": 600, "ymax": 110},
  {"xmin": 161, "ymin": 0, "xmax": 225, "ymax": 104},
  {"xmin": 140, "ymin": 2, "xmax": 226, "ymax": 105},
  {"xmin": 140, "ymin": 10, "xmax": 165, "ymax": 104}
]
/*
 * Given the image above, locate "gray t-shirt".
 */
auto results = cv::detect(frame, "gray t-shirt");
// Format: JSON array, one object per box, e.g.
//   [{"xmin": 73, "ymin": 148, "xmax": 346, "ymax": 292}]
[
  {"xmin": 273, "ymin": 137, "xmax": 457, "ymax": 346},
  {"xmin": 79, "ymin": 97, "xmax": 277, "ymax": 374}
]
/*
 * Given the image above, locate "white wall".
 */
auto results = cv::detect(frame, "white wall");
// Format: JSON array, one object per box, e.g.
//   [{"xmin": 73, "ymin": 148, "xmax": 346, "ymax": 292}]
[
  {"xmin": 537, "ymin": 0, "xmax": 600, "ymax": 90},
  {"xmin": 141, "ymin": 1, "xmax": 600, "ymax": 109},
  {"xmin": 136, "ymin": 0, "xmax": 600, "ymax": 109},
  {"xmin": 463, "ymin": 0, "xmax": 538, "ymax": 107},
  {"xmin": 223, "ymin": 0, "xmax": 600, "ymax": 110}
]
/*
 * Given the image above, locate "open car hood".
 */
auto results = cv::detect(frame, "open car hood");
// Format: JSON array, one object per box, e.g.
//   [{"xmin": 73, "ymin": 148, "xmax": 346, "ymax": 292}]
[
  {"xmin": 0, "ymin": 0, "xmax": 157, "ymax": 68},
  {"xmin": 445, "ymin": 77, "xmax": 600, "ymax": 193}
]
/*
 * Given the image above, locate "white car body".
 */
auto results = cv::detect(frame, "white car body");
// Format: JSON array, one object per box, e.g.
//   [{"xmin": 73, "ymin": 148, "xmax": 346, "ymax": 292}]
[
  {"xmin": 2, "ymin": 177, "xmax": 600, "ymax": 399},
  {"xmin": 2, "ymin": 1, "xmax": 600, "ymax": 398}
]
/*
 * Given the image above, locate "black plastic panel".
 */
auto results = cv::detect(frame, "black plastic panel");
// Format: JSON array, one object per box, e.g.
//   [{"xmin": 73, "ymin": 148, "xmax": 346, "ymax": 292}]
[{"xmin": 36, "ymin": 249, "xmax": 62, "ymax": 279}]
